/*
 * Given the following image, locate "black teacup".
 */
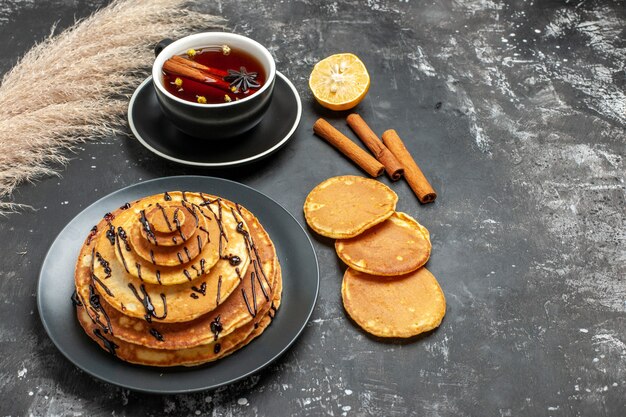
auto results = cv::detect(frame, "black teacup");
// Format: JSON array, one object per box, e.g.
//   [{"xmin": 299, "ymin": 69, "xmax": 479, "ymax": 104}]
[{"xmin": 152, "ymin": 33, "xmax": 276, "ymax": 140}]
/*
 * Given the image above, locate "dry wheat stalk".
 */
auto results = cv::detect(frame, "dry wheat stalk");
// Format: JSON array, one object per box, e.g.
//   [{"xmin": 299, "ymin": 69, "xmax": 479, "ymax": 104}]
[{"xmin": 0, "ymin": 0, "xmax": 223, "ymax": 214}]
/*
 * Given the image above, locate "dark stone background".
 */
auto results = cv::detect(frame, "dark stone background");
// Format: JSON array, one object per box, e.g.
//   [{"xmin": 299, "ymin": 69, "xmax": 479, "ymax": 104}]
[{"xmin": 0, "ymin": 0, "xmax": 624, "ymax": 415}]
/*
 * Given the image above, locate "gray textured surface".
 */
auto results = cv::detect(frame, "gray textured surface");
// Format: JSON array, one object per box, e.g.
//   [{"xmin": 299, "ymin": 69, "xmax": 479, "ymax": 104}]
[{"xmin": 0, "ymin": 0, "xmax": 624, "ymax": 415}]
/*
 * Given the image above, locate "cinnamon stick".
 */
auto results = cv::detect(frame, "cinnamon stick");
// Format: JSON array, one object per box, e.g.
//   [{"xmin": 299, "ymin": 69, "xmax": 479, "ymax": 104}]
[
  {"xmin": 313, "ymin": 118, "xmax": 384, "ymax": 177},
  {"xmin": 162, "ymin": 58, "xmax": 232, "ymax": 93},
  {"xmin": 346, "ymin": 114, "xmax": 404, "ymax": 181},
  {"xmin": 170, "ymin": 55, "xmax": 228, "ymax": 78},
  {"xmin": 381, "ymin": 129, "xmax": 437, "ymax": 204}
]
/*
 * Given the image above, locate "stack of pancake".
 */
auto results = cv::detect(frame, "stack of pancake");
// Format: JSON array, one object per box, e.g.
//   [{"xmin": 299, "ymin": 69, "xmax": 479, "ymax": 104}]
[
  {"xmin": 304, "ymin": 176, "xmax": 445, "ymax": 338},
  {"xmin": 72, "ymin": 191, "xmax": 281, "ymax": 366}
]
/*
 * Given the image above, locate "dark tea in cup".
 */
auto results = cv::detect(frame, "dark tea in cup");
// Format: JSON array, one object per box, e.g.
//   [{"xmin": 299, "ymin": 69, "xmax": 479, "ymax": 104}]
[
  {"xmin": 162, "ymin": 45, "xmax": 266, "ymax": 105},
  {"xmin": 152, "ymin": 32, "xmax": 276, "ymax": 139}
]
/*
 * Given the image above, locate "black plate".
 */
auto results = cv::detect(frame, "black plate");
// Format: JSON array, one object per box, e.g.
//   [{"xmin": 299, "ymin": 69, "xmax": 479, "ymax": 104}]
[
  {"xmin": 37, "ymin": 176, "xmax": 319, "ymax": 394},
  {"xmin": 128, "ymin": 72, "xmax": 301, "ymax": 167}
]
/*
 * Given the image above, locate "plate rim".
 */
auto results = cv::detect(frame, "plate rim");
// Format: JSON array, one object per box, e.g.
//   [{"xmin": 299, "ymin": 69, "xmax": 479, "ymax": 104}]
[
  {"xmin": 36, "ymin": 175, "xmax": 319, "ymax": 394},
  {"xmin": 127, "ymin": 72, "xmax": 302, "ymax": 168}
]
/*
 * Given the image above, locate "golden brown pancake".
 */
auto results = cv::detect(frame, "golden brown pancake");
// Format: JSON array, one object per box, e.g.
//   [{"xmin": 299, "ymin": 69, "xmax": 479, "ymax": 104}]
[
  {"xmin": 335, "ymin": 212, "xmax": 431, "ymax": 276},
  {"xmin": 341, "ymin": 267, "xmax": 445, "ymax": 338},
  {"xmin": 75, "ymin": 204, "xmax": 279, "ymax": 350},
  {"xmin": 128, "ymin": 206, "xmax": 215, "ymax": 266},
  {"xmin": 76, "ymin": 265, "xmax": 282, "ymax": 367},
  {"xmin": 182, "ymin": 277, "xmax": 283, "ymax": 367},
  {"xmin": 304, "ymin": 175, "xmax": 398, "ymax": 239},
  {"xmin": 139, "ymin": 203, "xmax": 201, "ymax": 246},
  {"xmin": 76, "ymin": 192, "xmax": 250, "ymax": 323},
  {"xmin": 100, "ymin": 192, "xmax": 238, "ymax": 286}
]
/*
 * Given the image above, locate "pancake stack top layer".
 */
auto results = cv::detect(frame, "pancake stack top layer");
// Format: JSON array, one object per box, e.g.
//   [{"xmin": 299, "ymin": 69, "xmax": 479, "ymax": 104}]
[
  {"xmin": 304, "ymin": 175, "xmax": 445, "ymax": 338},
  {"xmin": 73, "ymin": 192, "xmax": 282, "ymax": 367}
]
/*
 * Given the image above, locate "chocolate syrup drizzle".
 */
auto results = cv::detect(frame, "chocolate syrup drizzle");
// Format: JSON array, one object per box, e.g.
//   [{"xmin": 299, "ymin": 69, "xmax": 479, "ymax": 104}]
[
  {"xmin": 95, "ymin": 252, "xmax": 112, "ymax": 279},
  {"xmin": 191, "ymin": 282, "xmax": 207, "ymax": 296},
  {"xmin": 173, "ymin": 208, "xmax": 187, "ymax": 241},
  {"xmin": 241, "ymin": 288, "xmax": 256, "ymax": 317},
  {"xmin": 91, "ymin": 249, "xmax": 114, "ymax": 297},
  {"xmin": 135, "ymin": 262, "xmax": 143, "ymax": 281},
  {"xmin": 86, "ymin": 225, "xmax": 98, "ymax": 245},
  {"xmin": 93, "ymin": 329, "xmax": 119, "ymax": 355},
  {"xmin": 71, "ymin": 290, "xmax": 83, "ymax": 307},
  {"xmin": 237, "ymin": 216, "xmax": 272, "ymax": 291},
  {"xmin": 105, "ymin": 223, "xmax": 116, "ymax": 245},
  {"xmin": 127, "ymin": 283, "xmax": 167, "ymax": 323},
  {"xmin": 216, "ymin": 275, "xmax": 222, "ymax": 305},
  {"xmin": 120, "ymin": 202, "xmax": 131, "ymax": 210},
  {"xmin": 149, "ymin": 328, "xmax": 164, "ymax": 342},
  {"xmin": 150, "ymin": 250, "xmax": 156, "ymax": 265},
  {"xmin": 139, "ymin": 210, "xmax": 158, "ymax": 246},
  {"xmin": 195, "ymin": 201, "xmax": 214, "ymax": 223},
  {"xmin": 164, "ymin": 192, "xmax": 172, "ymax": 201},
  {"xmin": 183, "ymin": 269, "xmax": 192, "ymax": 281},
  {"xmin": 210, "ymin": 316, "xmax": 223, "ymax": 340},
  {"xmin": 117, "ymin": 226, "xmax": 131, "ymax": 251},
  {"xmin": 214, "ymin": 343, "xmax": 221, "ymax": 354},
  {"xmin": 250, "ymin": 271, "xmax": 258, "ymax": 316},
  {"xmin": 115, "ymin": 234, "xmax": 130, "ymax": 273},
  {"xmin": 269, "ymin": 302, "xmax": 277, "ymax": 319},
  {"xmin": 180, "ymin": 200, "xmax": 200, "ymax": 227},
  {"xmin": 230, "ymin": 208, "xmax": 273, "ymax": 319},
  {"xmin": 190, "ymin": 293, "xmax": 199, "ymax": 299},
  {"xmin": 155, "ymin": 203, "xmax": 173, "ymax": 232},
  {"xmin": 87, "ymin": 285, "xmax": 113, "ymax": 333},
  {"xmin": 80, "ymin": 249, "xmax": 114, "ymax": 336},
  {"xmin": 251, "ymin": 259, "xmax": 270, "ymax": 301},
  {"xmin": 201, "ymin": 197, "xmax": 228, "ymax": 260},
  {"xmin": 155, "ymin": 270, "xmax": 162, "ymax": 285},
  {"xmin": 90, "ymin": 275, "xmax": 113, "ymax": 297}
]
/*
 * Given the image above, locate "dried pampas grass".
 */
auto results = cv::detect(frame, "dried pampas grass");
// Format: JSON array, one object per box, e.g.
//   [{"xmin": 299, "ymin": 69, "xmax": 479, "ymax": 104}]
[{"xmin": 0, "ymin": 0, "xmax": 223, "ymax": 213}]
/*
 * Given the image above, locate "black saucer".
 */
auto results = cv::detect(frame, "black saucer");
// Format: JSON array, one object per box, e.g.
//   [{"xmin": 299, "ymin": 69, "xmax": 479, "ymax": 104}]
[{"xmin": 128, "ymin": 72, "xmax": 301, "ymax": 167}]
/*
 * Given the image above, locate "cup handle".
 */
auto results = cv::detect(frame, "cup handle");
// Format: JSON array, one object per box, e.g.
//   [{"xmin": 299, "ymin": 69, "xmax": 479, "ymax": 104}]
[{"xmin": 154, "ymin": 39, "xmax": 174, "ymax": 57}]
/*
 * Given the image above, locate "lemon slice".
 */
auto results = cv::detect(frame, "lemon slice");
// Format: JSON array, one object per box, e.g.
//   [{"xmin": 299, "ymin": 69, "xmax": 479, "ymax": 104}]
[{"xmin": 309, "ymin": 53, "xmax": 370, "ymax": 111}]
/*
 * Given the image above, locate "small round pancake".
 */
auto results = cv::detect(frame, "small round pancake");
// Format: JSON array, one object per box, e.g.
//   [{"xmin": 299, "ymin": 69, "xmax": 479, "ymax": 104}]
[
  {"xmin": 341, "ymin": 267, "xmax": 445, "ymax": 338},
  {"xmin": 335, "ymin": 212, "xmax": 431, "ymax": 276},
  {"xmin": 304, "ymin": 176, "xmax": 398, "ymax": 239},
  {"xmin": 139, "ymin": 203, "xmax": 198, "ymax": 246}
]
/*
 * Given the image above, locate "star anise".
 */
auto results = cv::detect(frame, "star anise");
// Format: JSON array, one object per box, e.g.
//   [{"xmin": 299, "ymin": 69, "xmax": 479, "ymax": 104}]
[{"xmin": 224, "ymin": 66, "xmax": 260, "ymax": 93}]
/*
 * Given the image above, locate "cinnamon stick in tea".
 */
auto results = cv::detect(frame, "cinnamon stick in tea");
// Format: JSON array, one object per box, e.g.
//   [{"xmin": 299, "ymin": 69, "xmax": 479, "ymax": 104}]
[
  {"xmin": 170, "ymin": 55, "xmax": 228, "ymax": 78},
  {"xmin": 381, "ymin": 129, "xmax": 437, "ymax": 204},
  {"xmin": 162, "ymin": 58, "xmax": 232, "ymax": 93},
  {"xmin": 313, "ymin": 118, "xmax": 384, "ymax": 177},
  {"xmin": 346, "ymin": 114, "xmax": 404, "ymax": 181}
]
